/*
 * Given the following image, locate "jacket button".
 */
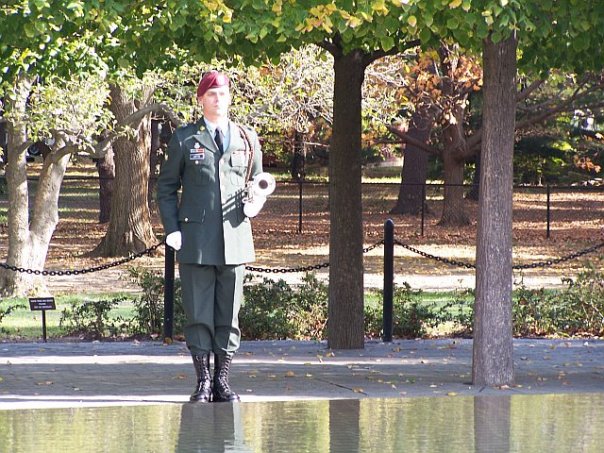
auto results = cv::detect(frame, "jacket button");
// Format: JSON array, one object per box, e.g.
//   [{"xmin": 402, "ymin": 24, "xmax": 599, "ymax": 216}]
[{"xmin": 184, "ymin": 217, "xmax": 189, "ymax": 222}]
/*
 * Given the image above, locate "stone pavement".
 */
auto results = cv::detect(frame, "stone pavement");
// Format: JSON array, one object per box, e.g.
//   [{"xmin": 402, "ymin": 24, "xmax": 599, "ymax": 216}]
[{"xmin": 1, "ymin": 338, "xmax": 603, "ymax": 410}]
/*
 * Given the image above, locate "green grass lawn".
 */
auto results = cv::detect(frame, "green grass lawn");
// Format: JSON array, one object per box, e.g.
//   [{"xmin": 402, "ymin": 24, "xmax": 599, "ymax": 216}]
[
  {"xmin": 1, "ymin": 289, "xmax": 474, "ymax": 340},
  {"xmin": 0, "ymin": 293, "xmax": 136, "ymax": 339}
]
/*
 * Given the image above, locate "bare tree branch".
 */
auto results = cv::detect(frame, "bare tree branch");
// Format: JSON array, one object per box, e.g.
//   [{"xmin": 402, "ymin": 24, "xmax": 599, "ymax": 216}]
[
  {"xmin": 464, "ymin": 77, "xmax": 604, "ymax": 155},
  {"xmin": 13, "ymin": 140, "xmax": 34, "ymax": 155},
  {"xmin": 319, "ymin": 35, "xmax": 342, "ymax": 57},
  {"xmin": 52, "ymin": 144, "xmax": 81, "ymax": 161},
  {"xmin": 516, "ymin": 79, "xmax": 546, "ymax": 103},
  {"xmin": 122, "ymin": 102, "xmax": 182, "ymax": 129},
  {"xmin": 516, "ymin": 83, "xmax": 604, "ymax": 130},
  {"xmin": 364, "ymin": 39, "xmax": 421, "ymax": 67},
  {"xmin": 386, "ymin": 124, "xmax": 441, "ymax": 156}
]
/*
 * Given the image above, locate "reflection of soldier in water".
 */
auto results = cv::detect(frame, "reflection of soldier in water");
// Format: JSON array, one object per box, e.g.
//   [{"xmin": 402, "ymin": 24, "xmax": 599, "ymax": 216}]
[{"xmin": 177, "ymin": 403, "xmax": 250, "ymax": 452}]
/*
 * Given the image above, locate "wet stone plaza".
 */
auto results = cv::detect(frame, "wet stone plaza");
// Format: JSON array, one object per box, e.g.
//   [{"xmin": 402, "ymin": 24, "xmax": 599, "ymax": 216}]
[{"xmin": 1, "ymin": 339, "xmax": 604, "ymax": 452}]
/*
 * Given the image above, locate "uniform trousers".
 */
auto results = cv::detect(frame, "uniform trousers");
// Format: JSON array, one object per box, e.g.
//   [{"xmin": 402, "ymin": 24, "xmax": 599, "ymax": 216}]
[{"xmin": 179, "ymin": 263, "xmax": 244, "ymax": 356}]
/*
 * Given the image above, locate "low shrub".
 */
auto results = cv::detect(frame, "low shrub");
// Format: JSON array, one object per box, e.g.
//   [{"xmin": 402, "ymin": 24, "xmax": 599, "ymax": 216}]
[
  {"xmin": 436, "ymin": 288, "xmax": 474, "ymax": 337},
  {"xmin": 59, "ymin": 298, "xmax": 127, "ymax": 339},
  {"xmin": 128, "ymin": 267, "xmax": 186, "ymax": 337},
  {"xmin": 368, "ymin": 284, "xmax": 474, "ymax": 339},
  {"xmin": 390, "ymin": 283, "xmax": 434, "ymax": 338},
  {"xmin": 513, "ymin": 264, "xmax": 604, "ymax": 337},
  {"xmin": 46, "ymin": 261, "xmax": 604, "ymax": 341},
  {"xmin": 240, "ymin": 273, "xmax": 328, "ymax": 340}
]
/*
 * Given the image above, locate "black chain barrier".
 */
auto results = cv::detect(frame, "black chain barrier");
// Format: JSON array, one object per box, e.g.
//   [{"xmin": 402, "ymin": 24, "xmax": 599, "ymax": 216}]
[
  {"xmin": 393, "ymin": 237, "xmax": 604, "ymax": 270},
  {"xmin": 0, "ymin": 241, "xmax": 165, "ymax": 276},
  {"xmin": 245, "ymin": 240, "xmax": 385, "ymax": 274},
  {"xmin": 1, "ymin": 236, "xmax": 600, "ymax": 277}
]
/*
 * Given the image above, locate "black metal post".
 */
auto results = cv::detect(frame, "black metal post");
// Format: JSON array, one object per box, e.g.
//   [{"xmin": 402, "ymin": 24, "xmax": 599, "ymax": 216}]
[
  {"xmin": 421, "ymin": 183, "xmax": 426, "ymax": 236},
  {"xmin": 383, "ymin": 219, "xmax": 394, "ymax": 342},
  {"xmin": 546, "ymin": 184, "xmax": 551, "ymax": 239},
  {"xmin": 164, "ymin": 243, "xmax": 175, "ymax": 343},
  {"xmin": 298, "ymin": 179, "xmax": 303, "ymax": 234},
  {"xmin": 42, "ymin": 310, "xmax": 47, "ymax": 343}
]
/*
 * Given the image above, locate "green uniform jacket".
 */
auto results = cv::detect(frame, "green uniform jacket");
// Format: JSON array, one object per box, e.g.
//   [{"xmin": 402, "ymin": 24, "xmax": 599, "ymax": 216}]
[{"xmin": 156, "ymin": 118, "xmax": 263, "ymax": 265}]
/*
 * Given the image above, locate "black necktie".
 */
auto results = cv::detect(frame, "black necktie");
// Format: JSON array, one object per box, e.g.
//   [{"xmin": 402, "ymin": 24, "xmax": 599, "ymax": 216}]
[{"xmin": 215, "ymin": 128, "xmax": 224, "ymax": 153}]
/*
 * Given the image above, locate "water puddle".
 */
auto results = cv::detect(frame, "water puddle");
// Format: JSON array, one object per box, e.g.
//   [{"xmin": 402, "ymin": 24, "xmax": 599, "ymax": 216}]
[{"xmin": 1, "ymin": 394, "xmax": 603, "ymax": 452}]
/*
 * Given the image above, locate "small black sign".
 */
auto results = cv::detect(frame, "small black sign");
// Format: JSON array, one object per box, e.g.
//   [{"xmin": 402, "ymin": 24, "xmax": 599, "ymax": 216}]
[{"xmin": 29, "ymin": 297, "xmax": 56, "ymax": 311}]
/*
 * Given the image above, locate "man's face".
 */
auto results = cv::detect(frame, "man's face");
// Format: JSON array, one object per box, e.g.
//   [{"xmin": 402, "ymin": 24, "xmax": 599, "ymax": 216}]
[{"xmin": 198, "ymin": 86, "xmax": 231, "ymax": 119}]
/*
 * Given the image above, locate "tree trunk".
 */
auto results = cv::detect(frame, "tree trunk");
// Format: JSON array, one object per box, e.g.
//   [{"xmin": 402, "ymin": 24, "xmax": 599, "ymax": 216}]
[
  {"xmin": 472, "ymin": 33, "xmax": 518, "ymax": 386},
  {"xmin": 90, "ymin": 83, "xmax": 156, "ymax": 256},
  {"xmin": 390, "ymin": 109, "xmax": 433, "ymax": 215},
  {"xmin": 438, "ymin": 58, "xmax": 471, "ymax": 226},
  {"xmin": 290, "ymin": 130, "xmax": 306, "ymax": 181},
  {"xmin": 0, "ymin": 76, "xmax": 37, "ymax": 295},
  {"xmin": 466, "ymin": 152, "xmax": 481, "ymax": 201},
  {"xmin": 95, "ymin": 146, "xmax": 115, "ymax": 224},
  {"xmin": 148, "ymin": 119, "xmax": 161, "ymax": 210},
  {"xmin": 0, "ymin": 76, "xmax": 71, "ymax": 297},
  {"xmin": 438, "ymin": 141, "xmax": 469, "ymax": 226},
  {"xmin": 327, "ymin": 50, "xmax": 366, "ymax": 349}
]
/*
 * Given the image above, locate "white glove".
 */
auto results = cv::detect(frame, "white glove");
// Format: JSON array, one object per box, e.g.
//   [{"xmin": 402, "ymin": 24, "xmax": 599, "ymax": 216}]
[
  {"xmin": 166, "ymin": 231, "xmax": 182, "ymax": 251},
  {"xmin": 244, "ymin": 195, "xmax": 267, "ymax": 218}
]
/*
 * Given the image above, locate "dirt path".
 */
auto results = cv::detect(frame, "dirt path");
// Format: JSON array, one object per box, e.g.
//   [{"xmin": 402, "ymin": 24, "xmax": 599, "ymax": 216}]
[
  {"xmin": 40, "ymin": 243, "xmax": 586, "ymax": 296},
  {"xmin": 2, "ymin": 174, "xmax": 602, "ymax": 296}
]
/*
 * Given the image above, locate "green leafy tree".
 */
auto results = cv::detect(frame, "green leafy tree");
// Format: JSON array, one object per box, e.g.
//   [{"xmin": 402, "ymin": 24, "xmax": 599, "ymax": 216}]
[
  {"xmin": 117, "ymin": 0, "xmax": 444, "ymax": 349},
  {"xmin": 132, "ymin": 0, "xmax": 574, "ymax": 353},
  {"xmin": 0, "ymin": 1, "xmax": 124, "ymax": 295},
  {"xmin": 465, "ymin": 0, "xmax": 604, "ymax": 386},
  {"xmin": 386, "ymin": 51, "xmax": 604, "ymax": 223},
  {"xmin": 216, "ymin": 1, "xmax": 436, "ymax": 349}
]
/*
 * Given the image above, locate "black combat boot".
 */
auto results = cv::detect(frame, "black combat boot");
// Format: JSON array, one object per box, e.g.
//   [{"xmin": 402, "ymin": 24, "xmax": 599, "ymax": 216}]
[
  {"xmin": 190, "ymin": 354, "xmax": 212, "ymax": 403},
  {"xmin": 212, "ymin": 354, "xmax": 240, "ymax": 402}
]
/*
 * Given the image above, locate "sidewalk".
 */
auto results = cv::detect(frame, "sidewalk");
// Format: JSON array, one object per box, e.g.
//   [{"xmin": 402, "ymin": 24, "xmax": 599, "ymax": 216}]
[{"xmin": 1, "ymin": 338, "xmax": 603, "ymax": 409}]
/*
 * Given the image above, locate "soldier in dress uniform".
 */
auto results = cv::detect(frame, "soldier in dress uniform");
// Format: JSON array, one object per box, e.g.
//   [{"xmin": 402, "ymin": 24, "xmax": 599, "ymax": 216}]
[{"xmin": 156, "ymin": 71, "xmax": 263, "ymax": 403}]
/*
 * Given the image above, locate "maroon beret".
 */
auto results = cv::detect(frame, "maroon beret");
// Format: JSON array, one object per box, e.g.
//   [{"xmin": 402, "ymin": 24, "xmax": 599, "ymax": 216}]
[{"xmin": 197, "ymin": 71, "xmax": 230, "ymax": 98}]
